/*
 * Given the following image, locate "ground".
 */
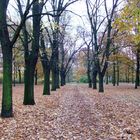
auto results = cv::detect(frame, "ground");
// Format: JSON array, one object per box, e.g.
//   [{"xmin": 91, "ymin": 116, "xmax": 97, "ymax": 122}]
[{"xmin": 0, "ymin": 84, "xmax": 140, "ymax": 140}]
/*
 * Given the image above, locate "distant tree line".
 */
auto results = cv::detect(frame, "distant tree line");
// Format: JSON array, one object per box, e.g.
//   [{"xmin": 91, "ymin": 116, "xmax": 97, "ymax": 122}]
[{"xmin": 80, "ymin": 0, "xmax": 140, "ymax": 92}]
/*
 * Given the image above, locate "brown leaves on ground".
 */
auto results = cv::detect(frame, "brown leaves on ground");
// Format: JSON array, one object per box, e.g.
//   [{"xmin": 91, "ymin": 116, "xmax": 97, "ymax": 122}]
[{"xmin": 0, "ymin": 83, "xmax": 140, "ymax": 140}]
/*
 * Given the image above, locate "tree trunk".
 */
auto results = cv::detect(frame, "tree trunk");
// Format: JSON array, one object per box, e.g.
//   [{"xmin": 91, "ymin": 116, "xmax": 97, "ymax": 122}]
[
  {"xmin": 131, "ymin": 67, "xmax": 134, "ymax": 84},
  {"xmin": 24, "ymin": 1, "xmax": 42, "ymax": 104},
  {"xmin": 127, "ymin": 68, "xmax": 130, "ymax": 83},
  {"xmin": 117, "ymin": 62, "xmax": 119, "ymax": 86},
  {"xmin": 112, "ymin": 62, "xmax": 116, "ymax": 86},
  {"xmin": 98, "ymin": 73, "xmax": 104, "ymax": 92},
  {"xmin": 43, "ymin": 68, "xmax": 50, "ymax": 95},
  {"xmin": 51, "ymin": 48, "xmax": 57, "ymax": 91},
  {"xmin": 22, "ymin": 26, "xmax": 36, "ymax": 104},
  {"xmin": 13, "ymin": 62, "xmax": 16, "ymax": 87},
  {"xmin": 88, "ymin": 75, "xmax": 92, "ymax": 88},
  {"xmin": 55, "ymin": 45, "xmax": 60, "ymax": 89},
  {"xmin": 92, "ymin": 71, "xmax": 97, "ymax": 89},
  {"xmin": 23, "ymin": 48, "xmax": 36, "ymax": 104},
  {"xmin": 51, "ymin": 66, "xmax": 57, "ymax": 91},
  {"xmin": 34, "ymin": 69, "xmax": 38, "ymax": 85},
  {"xmin": 61, "ymin": 71, "xmax": 66, "ymax": 86},
  {"xmin": 1, "ymin": 47, "xmax": 13, "ymax": 117},
  {"xmin": 56, "ymin": 64, "xmax": 60, "ymax": 88},
  {"xmin": 106, "ymin": 71, "xmax": 109, "ymax": 85},
  {"xmin": 23, "ymin": 58, "xmax": 35, "ymax": 105},
  {"xmin": 135, "ymin": 50, "xmax": 140, "ymax": 88},
  {"xmin": 60, "ymin": 41, "xmax": 66, "ymax": 86},
  {"xmin": 18, "ymin": 69, "xmax": 21, "ymax": 84},
  {"xmin": 0, "ymin": 0, "xmax": 13, "ymax": 117},
  {"xmin": 87, "ymin": 43, "xmax": 92, "ymax": 88},
  {"xmin": 51, "ymin": 15, "xmax": 60, "ymax": 90},
  {"xmin": 40, "ymin": 34, "xmax": 51, "ymax": 95},
  {"xmin": 87, "ymin": 67, "xmax": 92, "ymax": 88}
]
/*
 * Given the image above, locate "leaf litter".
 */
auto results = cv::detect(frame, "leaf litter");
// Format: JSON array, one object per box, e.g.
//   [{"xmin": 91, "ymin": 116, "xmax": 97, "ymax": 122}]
[{"xmin": 0, "ymin": 83, "xmax": 140, "ymax": 140}]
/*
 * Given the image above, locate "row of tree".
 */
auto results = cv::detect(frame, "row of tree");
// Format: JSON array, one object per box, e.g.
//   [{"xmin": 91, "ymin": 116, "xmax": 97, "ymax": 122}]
[
  {"xmin": 81, "ymin": 0, "xmax": 140, "ymax": 92},
  {"xmin": 0, "ymin": 0, "xmax": 81, "ymax": 118},
  {"xmin": 75, "ymin": 48, "xmax": 135, "ymax": 84}
]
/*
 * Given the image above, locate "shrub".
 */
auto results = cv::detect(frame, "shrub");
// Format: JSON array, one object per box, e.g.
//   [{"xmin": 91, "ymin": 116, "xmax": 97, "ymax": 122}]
[{"xmin": 79, "ymin": 75, "xmax": 88, "ymax": 83}]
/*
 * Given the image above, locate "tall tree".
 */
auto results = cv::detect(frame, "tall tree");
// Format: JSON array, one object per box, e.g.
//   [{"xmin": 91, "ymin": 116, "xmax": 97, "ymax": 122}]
[
  {"xmin": 78, "ymin": 27, "xmax": 92, "ymax": 88},
  {"xmin": 86, "ymin": 0, "xmax": 120, "ymax": 92},
  {"xmin": 44, "ymin": 0, "xmax": 79, "ymax": 90},
  {"xmin": 60, "ymin": 35, "xmax": 84, "ymax": 86},
  {"xmin": 114, "ymin": 0, "xmax": 140, "ymax": 88},
  {"xmin": 23, "ymin": 0, "xmax": 43, "ymax": 105},
  {"xmin": 40, "ymin": 33, "xmax": 51, "ymax": 95},
  {"xmin": 0, "ymin": 0, "xmax": 35, "ymax": 117}
]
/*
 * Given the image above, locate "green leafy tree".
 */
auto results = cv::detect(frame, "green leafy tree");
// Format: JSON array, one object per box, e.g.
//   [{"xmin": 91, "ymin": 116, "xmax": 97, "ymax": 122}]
[{"xmin": 114, "ymin": 0, "xmax": 140, "ymax": 88}]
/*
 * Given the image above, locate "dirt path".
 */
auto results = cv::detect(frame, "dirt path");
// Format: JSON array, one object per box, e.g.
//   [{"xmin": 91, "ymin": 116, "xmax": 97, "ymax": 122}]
[
  {"xmin": 50, "ymin": 85, "xmax": 140, "ymax": 140},
  {"xmin": 0, "ymin": 84, "xmax": 140, "ymax": 140},
  {"xmin": 51, "ymin": 85, "xmax": 97, "ymax": 139}
]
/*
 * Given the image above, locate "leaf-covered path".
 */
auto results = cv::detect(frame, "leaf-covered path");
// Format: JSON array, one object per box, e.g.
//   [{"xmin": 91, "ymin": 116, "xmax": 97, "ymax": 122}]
[{"xmin": 0, "ymin": 84, "xmax": 140, "ymax": 139}]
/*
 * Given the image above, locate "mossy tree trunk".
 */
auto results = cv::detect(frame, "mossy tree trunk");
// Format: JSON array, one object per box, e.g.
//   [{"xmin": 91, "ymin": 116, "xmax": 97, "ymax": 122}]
[
  {"xmin": 0, "ymin": 0, "xmax": 13, "ymax": 117},
  {"xmin": 0, "ymin": 0, "xmax": 35, "ymax": 117},
  {"xmin": 1, "ymin": 47, "xmax": 13, "ymax": 117}
]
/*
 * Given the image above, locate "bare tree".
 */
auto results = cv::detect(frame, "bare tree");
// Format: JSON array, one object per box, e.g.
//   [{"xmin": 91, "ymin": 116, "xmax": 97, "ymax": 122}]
[
  {"xmin": 0, "ymin": 0, "xmax": 36, "ymax": 117},
  {"xmin": 60, "ymin": 34, "xmax": 84, "ymax": 86},
  {"xmin": 17, "ymin": 0, "xmax": 44, "ymax": 105},
  {"xmin": 77, "ymin": 27, "xmax": 93, "ymax": 88},
  {"xmin": 40, "ymin": 33, "xmax": 51, "ymax": 95},
  {"xmin": 43, "ymin": 0, "xmax": 79, "ymax": 90},
  {"xmin": 86, "ymin": 0, "xmax": 120, "ymax": 92}
]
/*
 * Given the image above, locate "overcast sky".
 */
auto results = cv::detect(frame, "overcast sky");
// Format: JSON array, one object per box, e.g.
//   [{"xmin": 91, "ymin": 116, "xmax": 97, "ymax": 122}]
[
  {"xmin": 8, "ymin": 0, "xmax": 123, "ymax": 31},
  {"xmin": 66, "ymin": 0, "xmax": 116, "ymax": 29}
]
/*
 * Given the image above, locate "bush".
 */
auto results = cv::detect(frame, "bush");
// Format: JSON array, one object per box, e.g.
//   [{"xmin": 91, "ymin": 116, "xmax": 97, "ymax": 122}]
[{"xmin": 79, "ymin": 75, "xmax": 88, "ymax": 83}]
